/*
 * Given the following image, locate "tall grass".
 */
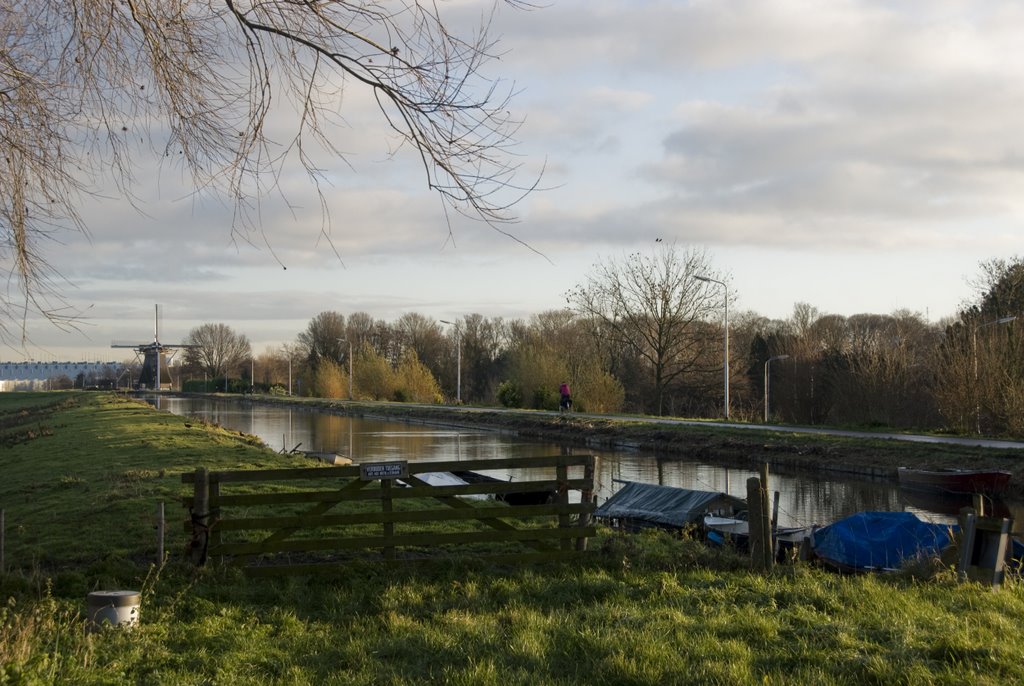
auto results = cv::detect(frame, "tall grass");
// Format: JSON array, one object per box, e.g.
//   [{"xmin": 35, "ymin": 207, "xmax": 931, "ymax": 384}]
[{"xmin": 1, "ymin": 392, "xmax": 1023, "ymax": 685}]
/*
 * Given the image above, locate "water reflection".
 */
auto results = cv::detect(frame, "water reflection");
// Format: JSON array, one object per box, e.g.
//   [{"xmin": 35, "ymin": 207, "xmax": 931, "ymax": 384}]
[{"xmin": 149, "ymin": 396, "xmax": 1022, "ymax": 531}]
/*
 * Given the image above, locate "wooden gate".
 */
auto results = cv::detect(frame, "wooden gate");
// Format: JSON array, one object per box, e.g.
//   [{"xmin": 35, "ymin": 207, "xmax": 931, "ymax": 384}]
[{"xmin": 182, "ymin": 454, "xmax": 596, "ymax": 576}]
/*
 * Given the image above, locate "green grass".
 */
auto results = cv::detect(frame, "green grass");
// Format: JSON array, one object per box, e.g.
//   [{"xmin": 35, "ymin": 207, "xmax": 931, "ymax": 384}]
[{"xmin": 1, "ymin": 392, "xmax": 1024, "ymax": 685}]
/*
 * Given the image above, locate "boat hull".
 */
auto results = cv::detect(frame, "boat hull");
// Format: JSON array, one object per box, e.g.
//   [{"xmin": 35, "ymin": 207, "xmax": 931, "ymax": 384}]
[{"xmin": 897, "ymin": 467, "xmax": 1011, "ymax": 495}]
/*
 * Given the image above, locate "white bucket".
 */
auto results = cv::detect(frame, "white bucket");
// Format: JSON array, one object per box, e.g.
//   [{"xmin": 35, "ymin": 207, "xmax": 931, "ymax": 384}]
[{"xmin": 87, "ymin": 590, "xmax": 141, "ymax": 631}]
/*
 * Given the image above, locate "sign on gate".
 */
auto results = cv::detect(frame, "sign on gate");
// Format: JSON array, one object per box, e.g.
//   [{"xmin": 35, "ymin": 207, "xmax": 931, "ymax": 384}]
[{"xmin": 360, "ymin": 461, "xmax": 409, "ymax": 481}]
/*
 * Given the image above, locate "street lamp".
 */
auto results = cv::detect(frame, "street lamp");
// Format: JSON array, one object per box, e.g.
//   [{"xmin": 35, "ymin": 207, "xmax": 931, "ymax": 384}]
[
  {"xmin": 695, "ymin": 275, "xmax": 729, "ymax": 419},
  {"xmin": 973, "ymin": 315, "xmax": 1016, "ymax": 434},
  {"xmin": 764, "ymin": 355, "xmax": 789, "ymax": 423},
  {"xmin": 338, "ymin": 338, "xmax": 353, "ymax": 400},
  {"xmin": 439, "ymin": 320, "xmax": 462, "ymax": 404}
]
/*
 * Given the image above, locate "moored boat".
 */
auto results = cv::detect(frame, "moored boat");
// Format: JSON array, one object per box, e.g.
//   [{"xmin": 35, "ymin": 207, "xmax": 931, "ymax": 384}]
[
  {"xmin": 810, "ymin": 511, "xmax": 958, "ymax": 573},
  {"xmin": 897, "ymin": 467, "xmax": 1011, "ymax": 495},
  {"xmin": 593, "ymin": 480, "xmax": 746, "ymax": 532}
]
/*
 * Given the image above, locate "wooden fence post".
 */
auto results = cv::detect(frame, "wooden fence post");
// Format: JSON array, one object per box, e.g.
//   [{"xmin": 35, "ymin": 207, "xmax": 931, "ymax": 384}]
[
  {"xmin": 760, "ymin": 463, "xmax": 774, "ymax": 571},
  {"xmin": 747, "ymin": 477, "xmax": 766, "ymax": 571},
  {"xmin": 557, "ymin": 463, "xmax": 571, "ymax": 551},
  {"xmin": 209, "ymin": 476, "xmax": 222, "ymax": 564},
  {"xmin": 576, "ymin": 456, "xmax": 595, "ymax": 551},
  {"xmin": 156, "ymin": 501, "xmax": 165, "ymax": 565},
  {"xmin": 190, "ymin": 467, "xmax": 210, "ymax": 566},
  {"xmin": 382, "ymin": 479, "xmax": 395, "ymax": 560}
]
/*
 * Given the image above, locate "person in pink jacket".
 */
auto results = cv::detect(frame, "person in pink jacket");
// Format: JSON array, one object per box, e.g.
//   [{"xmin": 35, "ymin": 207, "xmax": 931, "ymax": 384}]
[{"xmin": 559, "ymin": 382, "xmax": 572, "ymax": 411}]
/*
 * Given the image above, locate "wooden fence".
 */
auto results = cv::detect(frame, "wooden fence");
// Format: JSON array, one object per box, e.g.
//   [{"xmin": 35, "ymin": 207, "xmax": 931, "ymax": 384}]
[{"xmin": 182, "ymin": 455, "xmax": 596, "ymax": 576}]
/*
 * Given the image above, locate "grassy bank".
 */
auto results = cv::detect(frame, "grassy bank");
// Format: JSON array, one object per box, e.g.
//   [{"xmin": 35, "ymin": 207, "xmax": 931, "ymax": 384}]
[{"xmin": 2, "ymin": 392, "xmax": 1024, "ymax": 685}]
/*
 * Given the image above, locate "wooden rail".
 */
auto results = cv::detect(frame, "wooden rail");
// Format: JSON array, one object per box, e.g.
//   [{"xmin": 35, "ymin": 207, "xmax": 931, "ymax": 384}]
[{"xmin": 182, "ymin": 455, "xmax": 596, "ymax": 576}]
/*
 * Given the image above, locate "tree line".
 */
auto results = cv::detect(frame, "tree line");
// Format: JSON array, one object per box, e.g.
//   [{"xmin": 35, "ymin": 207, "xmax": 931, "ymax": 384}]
[{"xmin": 172, "ymin": 247, "xmax": 1024, "ymax": 438}]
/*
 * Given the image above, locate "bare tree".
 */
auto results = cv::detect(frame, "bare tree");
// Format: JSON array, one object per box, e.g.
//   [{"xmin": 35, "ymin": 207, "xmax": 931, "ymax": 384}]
[
  {"xmin": 567, "ymin": 244, "xmax": 722, "ymax": 416},
  {"xmin": 1, "ymin": 0, "xmax": 536, "ymax": 340},
  {"xmin": 183, "ymin": 322, "xmax": 252, "ymax": 380},
  {"xmin": 297, "ymin": 311, "xmax": 347, "ymax": 370}
]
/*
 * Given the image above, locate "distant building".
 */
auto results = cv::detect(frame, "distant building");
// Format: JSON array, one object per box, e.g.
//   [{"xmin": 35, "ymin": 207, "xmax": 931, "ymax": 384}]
[{"xmin": 0, "ymin": 361, "xmax": 126, "ymax": 391}]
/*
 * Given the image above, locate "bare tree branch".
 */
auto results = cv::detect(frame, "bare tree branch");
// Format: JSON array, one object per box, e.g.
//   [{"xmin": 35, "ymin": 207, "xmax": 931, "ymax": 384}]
[{"xmin": 0, "ymin": 0, "xmax": 538, "ymax": 342}]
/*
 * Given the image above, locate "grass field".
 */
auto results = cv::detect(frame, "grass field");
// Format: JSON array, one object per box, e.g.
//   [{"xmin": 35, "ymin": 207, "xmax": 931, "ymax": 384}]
[{"xmin": 1, "ymin": 392, "xmax": 1023, "ymax": 685}]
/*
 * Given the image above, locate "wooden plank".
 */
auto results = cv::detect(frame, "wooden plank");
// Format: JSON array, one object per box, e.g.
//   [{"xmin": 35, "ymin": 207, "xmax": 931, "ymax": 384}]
[
  {"xmin": 189, "ymin": 502, "xmax": 596, "ymax": 533},
  {"xmin": 197, "ymin": 477, "xmax": 590, "ymax": 508},
  {"xmin": 182, "ymin": 464, "xmax": 363, "ymax": 483},
  {"xmin": 182, "ymin": 454, "xmax": 594, "ymax": 484},
  {"xmin": 183, "ymin": 454, "xmax": 597, "ymax": 571},
  {"xmin": 214, "ymin": 526, "xmax": 597, "ymax": 556},
  {"xmin": 391, "ymin": 473, "xmax": 557, "ymax": 554},
  {"xmin": 242, "ymin": 549, "xmax": 598, "ymax": 577},
  {"xmin": 231, "ymin": 475, "xmax": 374, "ymax": 567}
]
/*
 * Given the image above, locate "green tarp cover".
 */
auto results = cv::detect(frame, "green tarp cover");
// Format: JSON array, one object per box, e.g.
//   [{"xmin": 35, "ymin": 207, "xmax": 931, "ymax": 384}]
[{"xmin": 594, "ymin": 481, "xmax": 745, "ymax": 528}]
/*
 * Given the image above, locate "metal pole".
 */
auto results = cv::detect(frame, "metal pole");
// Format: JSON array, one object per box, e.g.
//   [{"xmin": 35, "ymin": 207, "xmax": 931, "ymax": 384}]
[
  {"xmin": 348, "ymin": 340, "xmax": 353, "ymax": 400},
  {"xmin": 724, "ymin": 285, "xmax": 729, "ymax": 418}
]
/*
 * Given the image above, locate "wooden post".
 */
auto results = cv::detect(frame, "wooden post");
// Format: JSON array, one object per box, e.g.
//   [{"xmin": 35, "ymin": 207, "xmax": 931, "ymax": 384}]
[
  {"xmin": 1, "ymin": 509, "xmax": 5, "ymax": 573},
  {"xmin": 209, "ymin": 477, "xmax": 222, "ymax": 564},
  {"xmin": 557, "ymin": 463, "xmax": 571, "ymax": 551},
  {"xmin": 382, "ymin": 479, "xmax": 395, "ymax": 560},
  {"xmin": 156, "ymin": 502, "xmax": 165, "ymax": 565},
  {"xmin": 747, "ymin": 477, "xmax": 766, "ymax": 571},
  {"xmin": 190, "ymin": 467, "xmax": 210, "ymax": 566},
  {"xmin": 759, "ymin": 463, "xmax": 774, "ymax": 570},
  {"xmin": 576, "ymin": 456, "xmax": 595, "ymax": 551}
]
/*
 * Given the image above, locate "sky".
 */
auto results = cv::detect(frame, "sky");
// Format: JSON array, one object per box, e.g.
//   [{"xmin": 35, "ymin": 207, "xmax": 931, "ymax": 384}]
[{"xmin": 8, "ymin": 0, "xmax": 1024, "ymax": 362}]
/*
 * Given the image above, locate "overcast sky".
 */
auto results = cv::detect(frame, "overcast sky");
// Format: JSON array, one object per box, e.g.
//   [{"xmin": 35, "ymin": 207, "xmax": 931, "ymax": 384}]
[{"xmin": 10, "ymin": 0, "xmax": 1023, "ymax": 361}]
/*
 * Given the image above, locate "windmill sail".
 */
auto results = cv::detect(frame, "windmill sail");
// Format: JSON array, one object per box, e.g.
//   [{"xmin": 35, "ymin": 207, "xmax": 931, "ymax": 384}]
[{"xmin": 111, "ymin": 304, "xmax": 190, "ymax": 391}]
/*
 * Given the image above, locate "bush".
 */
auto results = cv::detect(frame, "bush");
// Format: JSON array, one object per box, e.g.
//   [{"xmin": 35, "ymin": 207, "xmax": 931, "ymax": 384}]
[
  {"xmin": 497, "ymin": 380, "xmax": 523, "ymax": 408},
  {"xmin": 532, "ymin": 388, "xmax": 559, "ymax": 411}
]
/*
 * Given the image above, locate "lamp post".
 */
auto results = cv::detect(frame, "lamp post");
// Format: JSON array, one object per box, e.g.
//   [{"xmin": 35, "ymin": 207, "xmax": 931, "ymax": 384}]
[
  {"xmin": 250, "ymin": 357, "xmax": 254, "ymax": 393},
  {"xmin": 695, "ymin": 275, "xmax": 729, "ymax": 419},
  {"xmin": 973, "ymin": 315, "xmax": 1016, "ymax": 434},
  {"xmin": 764, "ymin": 355, "xmax": 789, "ymax": 423},
  {"xmin": 440, "ymin": 320, "xmax": 462, "ymax": 404}
]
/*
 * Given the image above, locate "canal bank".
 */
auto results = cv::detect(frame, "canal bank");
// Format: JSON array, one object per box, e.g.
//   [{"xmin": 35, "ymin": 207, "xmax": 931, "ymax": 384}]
[{"xmin": 191, "ymin": 393, "xmax": 1024, "ymax": 499}]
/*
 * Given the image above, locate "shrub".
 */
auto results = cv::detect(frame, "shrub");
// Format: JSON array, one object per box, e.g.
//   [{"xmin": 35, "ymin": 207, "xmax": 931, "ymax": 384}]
[{"xmin": 497, "ymin": 380, "xmax": 523, "ymax": 408}]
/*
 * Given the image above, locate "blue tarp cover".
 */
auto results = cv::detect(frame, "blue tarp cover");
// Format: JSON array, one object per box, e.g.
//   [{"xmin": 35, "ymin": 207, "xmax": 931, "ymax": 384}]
[
  {"xmin": 812, "ymin": 511, "xmax": 957, "ymax": 571},
  {"xmin": 593, "ymin": 481, "xmax": 745, "ymax": 528}
]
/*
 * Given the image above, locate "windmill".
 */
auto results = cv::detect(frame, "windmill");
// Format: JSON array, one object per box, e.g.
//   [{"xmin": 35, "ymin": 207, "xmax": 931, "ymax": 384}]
[{"xmin": 111, "ymin": 305, "xmax": 192, "ymax": 391}]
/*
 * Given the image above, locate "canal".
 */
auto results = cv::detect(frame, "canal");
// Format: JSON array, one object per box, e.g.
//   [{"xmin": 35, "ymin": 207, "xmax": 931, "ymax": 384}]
[{"xmin": 149, "ymin": 396, "xmax": 1020, "ymax": 530}]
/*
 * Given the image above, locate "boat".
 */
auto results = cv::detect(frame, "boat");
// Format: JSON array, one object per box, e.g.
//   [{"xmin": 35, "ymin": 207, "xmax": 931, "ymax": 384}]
[
  {"xmin": 810, "ymin": 511, "xmax": 958, "ymax": 573},
  {"xmin": 593, "ymin": 480, "xmax": 746, "ymax": 532},
  {"xmin": 899, "ymin": 487, "xmax": 1011, "ymax": 519},
  {"xmin": 897, "ymin": 467, "xmax": 1011, "ymax": 495},
  {"xmin": 703, "ymin": 514, "xmax": 813, "ymax": 558},
  {"xmin": 298, "ymin": 450, "xmax": 353, "ymax": 466},
  {"xmin": 396, "ymin": 470, "xmax": 556, "ymax": 505}
]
